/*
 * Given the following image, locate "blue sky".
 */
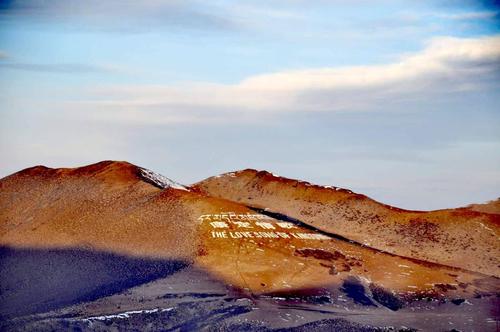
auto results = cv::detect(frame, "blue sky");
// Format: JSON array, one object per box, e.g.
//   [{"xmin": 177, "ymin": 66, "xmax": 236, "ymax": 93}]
[{"xmin": 1, "ymin": 0, "xmax": 499, "ymax": 210}]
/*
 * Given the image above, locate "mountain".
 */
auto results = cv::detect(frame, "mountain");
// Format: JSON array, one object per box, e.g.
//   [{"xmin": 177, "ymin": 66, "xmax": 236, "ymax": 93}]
[
  {"xmin": 193, "ymin": 169, "xmax": 500, "ymax": 277},
  {"xmin": 466, "ymin": 198, "xmax": 500, "ymax": 215},
  {"xmin": 0, "ymin": 161, "xmax": 498, "ymax": 331},
  {"xmin": 1, "ymin": 160, "xmax": 198, "ymax": 259}
]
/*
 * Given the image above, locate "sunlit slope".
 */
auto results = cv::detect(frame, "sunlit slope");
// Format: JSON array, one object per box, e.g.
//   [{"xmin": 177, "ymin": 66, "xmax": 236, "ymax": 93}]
[
  {"xmin": 0, "ymin": 161, "xmax": 497, "ymax": 307},
  {"xmin": 0, "ymin": 161, "xmax": 199, "ymax": 259},
  {"xmin": 195, "ymin": 210, "xmax": 497, "ymax": 303},
  {"xmin": 193, "ymin": 169, "xmax": 500, "ymax": 277},
  {"xmin": 0, "ymin": 161, "xmax": 254, "ymax": 260}
]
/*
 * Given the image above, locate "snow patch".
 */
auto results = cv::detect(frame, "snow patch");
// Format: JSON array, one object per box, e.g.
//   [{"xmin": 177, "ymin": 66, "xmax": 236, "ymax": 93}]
[
  {"xmin": 83, "ymin": 308, "xmax": 173, "ymax": 322},
  {"xmin": 139, "ymin": 168, "xmax": 188, "ymax": 191}
]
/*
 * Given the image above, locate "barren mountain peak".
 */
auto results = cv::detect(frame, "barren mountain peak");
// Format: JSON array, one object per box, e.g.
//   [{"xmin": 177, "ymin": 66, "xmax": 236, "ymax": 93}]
[
  {"xmin": 11, "ymin": 160, "xmax": 134, "ymax": 177},
  {"xmin": 4, "ymin": 160, "xmax": 189, "ymax": 192},
  {"xmin": 466, "ymin": 198, "xmax": 500, "ymax": 215}
]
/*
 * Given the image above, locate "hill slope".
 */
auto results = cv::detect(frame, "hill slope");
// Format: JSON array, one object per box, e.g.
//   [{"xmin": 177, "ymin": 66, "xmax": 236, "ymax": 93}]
[
  {"xmin": 193, "ymin": 169, "xmax": 500, "ymax": 277},
  {"xmin": 466, "ymin": 198, "xmax": 500, "ymax": 215},
  {"xmin": 1, "ymin": 162, "xmax": 498, "ymax": 331}
]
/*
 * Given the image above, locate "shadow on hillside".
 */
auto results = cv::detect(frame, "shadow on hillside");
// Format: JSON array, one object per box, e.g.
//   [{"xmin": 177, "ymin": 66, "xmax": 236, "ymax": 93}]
[{"xmin": 0, "ymin": 246, "xmax": 188, "ymax": 319}]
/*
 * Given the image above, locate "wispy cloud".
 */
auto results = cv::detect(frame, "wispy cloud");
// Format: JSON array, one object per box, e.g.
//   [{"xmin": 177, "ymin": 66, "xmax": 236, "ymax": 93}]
[
  {"xmin": 0, "ymin": 62, "xmax": 118, "ymax": 74},
  {"xmin": 435, "ymin": 10, "xmax": 498, "ymax": 20},
  {"xmin": 71, "ymin": 35, "xmax": 500, "ymax": 124},
  {"xmin": 0, "ymin": 0, "xmax": 238, "ymax": 32}
]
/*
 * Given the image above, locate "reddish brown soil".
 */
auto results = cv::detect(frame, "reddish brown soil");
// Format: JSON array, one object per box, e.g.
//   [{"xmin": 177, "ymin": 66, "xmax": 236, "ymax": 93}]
[
  {"xmin": 193, "ymin": 169, "xmax": 500, "ymax": 277},
  {"xmin": 0, "ymin": 161, "xmax": 498, "ymax": 307}
]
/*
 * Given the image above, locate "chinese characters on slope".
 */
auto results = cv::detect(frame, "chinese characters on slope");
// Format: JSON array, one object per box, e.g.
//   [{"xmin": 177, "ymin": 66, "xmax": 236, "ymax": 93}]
[{"xmin": 198, "ymin": 212, "xmax": 330, "ymax": 241}]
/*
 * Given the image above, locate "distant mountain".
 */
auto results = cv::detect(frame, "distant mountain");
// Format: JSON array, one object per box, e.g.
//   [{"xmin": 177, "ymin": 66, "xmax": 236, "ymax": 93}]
[
  {"xmin": 0, "ymin": 161, "xmax": 498, "ymax": 331},
  {"xmin": 466, "ymin": 198, "xmax": 500, "ymax": 215}
]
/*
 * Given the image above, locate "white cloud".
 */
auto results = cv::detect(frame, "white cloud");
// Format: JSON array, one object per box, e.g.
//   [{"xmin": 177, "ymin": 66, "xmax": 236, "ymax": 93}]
[
  {"xmin": 241, "ymin": 35, "xmax": 500, "ymax": 90},
  {"xmin": 74, "ymin": 35, "xmax": 500, "ymax": 124}
]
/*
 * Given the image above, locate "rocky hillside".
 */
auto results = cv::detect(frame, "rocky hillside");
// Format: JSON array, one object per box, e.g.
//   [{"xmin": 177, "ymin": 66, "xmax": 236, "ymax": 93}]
[
  {"xmin": 193, "ymin": 169, "xmax": 500, "ymax": 277},
  {"xmin": 1, "ymin": 161, "xmax": 498, "ymax": 331}
]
